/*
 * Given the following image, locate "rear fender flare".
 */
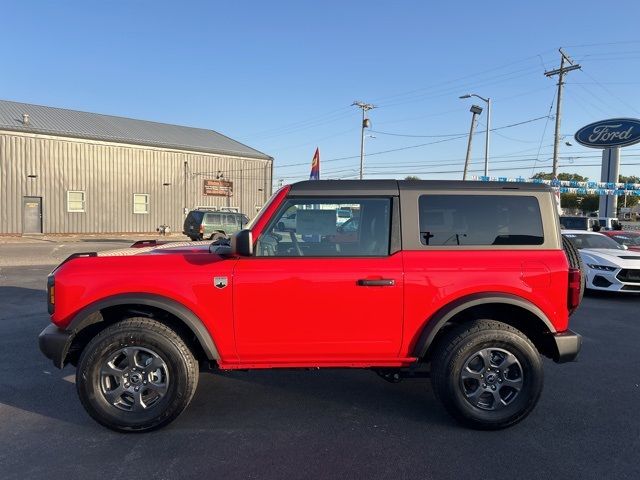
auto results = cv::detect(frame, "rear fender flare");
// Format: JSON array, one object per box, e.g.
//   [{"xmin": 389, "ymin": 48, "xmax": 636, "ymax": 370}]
[{"xmin": 412, "ymin": 293, "xmax": 556, "ymax": 359}]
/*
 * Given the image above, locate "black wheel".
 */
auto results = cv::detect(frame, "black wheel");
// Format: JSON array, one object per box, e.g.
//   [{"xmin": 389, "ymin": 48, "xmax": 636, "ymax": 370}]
[
  {"xmin": 209, "ymin": 232, "xmax": 227, "ymax": 242},
  {"xmin": 431, "ymin": 319, "xmax": 543, "ymax": 430},
  {"xmin": 76, "ymin": 317, "xmax": 199, "ymax": 432},
  {"xmin": 562, "ymin": 235, "xmax": 585, "ymax": 301}
]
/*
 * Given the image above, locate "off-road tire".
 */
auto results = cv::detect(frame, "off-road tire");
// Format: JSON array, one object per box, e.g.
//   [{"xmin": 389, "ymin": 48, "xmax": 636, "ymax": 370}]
[
  {"xmin": 431, "ymin": 319, "xmax": 543, "ymax": 430},
  {"xmin": 562, "ymin": 235, "xmax": 585, "ymax": 300},
  {"xmin": 76, "ymin": 317, "xmax": 199, "ymax": 433}
]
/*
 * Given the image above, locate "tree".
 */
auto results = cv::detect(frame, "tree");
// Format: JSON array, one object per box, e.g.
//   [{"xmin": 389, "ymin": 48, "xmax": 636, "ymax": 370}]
[
  {"xmin": 404, "ymin": 175, "xmax": 420, "ymax": 181},
  {"xmin": 617, "ymin": 176, "xmax": 639, "ymax": 209},
  {"xmin": 580, "ymin": 195, "xmax": 600, "ymax": 213},
  {"xmin": 531, "ymin": 172, "xmax": 589, "ymax": 182},
  {"xmin": 561, "ymin": 193, "xmax": 580, "ymax": 210},
  {"xmin": 619, "ymin": 175, "xmax": 640, "ymax": 184}
]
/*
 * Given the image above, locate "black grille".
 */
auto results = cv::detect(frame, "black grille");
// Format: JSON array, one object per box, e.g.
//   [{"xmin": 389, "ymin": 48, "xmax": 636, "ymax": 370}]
[
  {"xmin": 593, "ymin": 275, "xmax": 613, "ymax": 288},
  {"xmin": 617, "ymin": 269, "xmax": 640, "ymax": 283}
]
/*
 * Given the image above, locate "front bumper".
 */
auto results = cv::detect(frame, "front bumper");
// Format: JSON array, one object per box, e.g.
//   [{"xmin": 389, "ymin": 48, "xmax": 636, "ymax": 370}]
[
  {"xmin": 552, "ymin": 329, "xmax": 582, "ymax": 363},
  {"xmin": 586, "ymin": 268, "xmax": 640, "ymax": 293},
  {"xmin": 38, "ymin": 324, "xmax": 74, "ymax": 369}
]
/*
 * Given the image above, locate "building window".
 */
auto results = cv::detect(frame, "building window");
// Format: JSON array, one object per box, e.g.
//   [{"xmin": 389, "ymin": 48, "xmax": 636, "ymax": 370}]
[
  {"xmin": 133, "ymin": 194, "xmax": 149, "ymax": 214},
  {"xmin": 67, "ymin": 191, "xmax": 86, "ymax": 213}
]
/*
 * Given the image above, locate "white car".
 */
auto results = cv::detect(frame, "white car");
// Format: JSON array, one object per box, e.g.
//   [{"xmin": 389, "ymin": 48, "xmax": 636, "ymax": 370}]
[{"xmin": 562, "ymin": 230, "xmax": 640, "ymax": 293}]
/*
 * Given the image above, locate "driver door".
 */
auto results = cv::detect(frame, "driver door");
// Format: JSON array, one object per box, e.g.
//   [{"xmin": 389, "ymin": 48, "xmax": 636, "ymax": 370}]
[{"xmin": 232, "ymin": 196, "xmax": 403, "ymax": 363}]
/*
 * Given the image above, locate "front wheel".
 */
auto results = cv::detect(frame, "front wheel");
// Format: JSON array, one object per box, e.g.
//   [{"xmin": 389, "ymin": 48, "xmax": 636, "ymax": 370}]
[
  {"xmin": 76, "ymin": 317, "xmax": 199, "ymax": 432},
  {"xmin": 431, "ymin": 319, "xmax": 543, "ymax": 430}
]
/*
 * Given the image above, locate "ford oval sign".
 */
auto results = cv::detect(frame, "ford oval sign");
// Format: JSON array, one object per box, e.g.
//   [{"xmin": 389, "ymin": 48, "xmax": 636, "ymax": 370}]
[{"xmin": 575, "ymin": 118, "xmax": 640, "ymax": 148}]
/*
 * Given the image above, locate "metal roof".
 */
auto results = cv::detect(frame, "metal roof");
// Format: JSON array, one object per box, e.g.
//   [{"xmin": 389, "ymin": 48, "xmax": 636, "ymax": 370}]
[{"xmin": 0, "ymin": 99, "xmax": 272, "ymax": 160}]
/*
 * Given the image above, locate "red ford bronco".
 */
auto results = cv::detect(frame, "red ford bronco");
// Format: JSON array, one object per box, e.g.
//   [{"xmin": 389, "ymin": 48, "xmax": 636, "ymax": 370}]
[{"xmin": 39, "ymin": 180, "xmax": 583, "ymax": 432}]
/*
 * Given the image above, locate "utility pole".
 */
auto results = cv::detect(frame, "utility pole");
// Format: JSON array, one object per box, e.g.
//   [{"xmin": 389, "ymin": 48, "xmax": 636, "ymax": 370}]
[
  {"xmin": 463, "ymin": 105, "xmax": 483, "ymax": 180},
  {"xmin": 544, "ymin": 48, "xmax": 581, "ymax": 178},
  {"xmin": 352, "ymin": 101, "xmax": 376, "ymax": 179}
]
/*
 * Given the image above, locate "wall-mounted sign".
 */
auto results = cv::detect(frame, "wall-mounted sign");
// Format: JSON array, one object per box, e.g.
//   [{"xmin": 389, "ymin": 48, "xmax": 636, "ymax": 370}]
[
  {"xmin": 203, "ymin": 179, "xmax": 233, "ymax": 196},
  {"xmin": 575, "ymin": 118, "xmax": 640, "ymax": 148}
]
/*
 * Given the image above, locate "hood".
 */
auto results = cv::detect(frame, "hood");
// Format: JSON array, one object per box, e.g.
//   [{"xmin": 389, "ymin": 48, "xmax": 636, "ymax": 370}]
[
  {"xmin": 580, "ymin": 248, "xmax": 640, "ymax": 268},
  {"xmin": 98, "ymin": 240, "xmax": 215, "ymax": 257}
]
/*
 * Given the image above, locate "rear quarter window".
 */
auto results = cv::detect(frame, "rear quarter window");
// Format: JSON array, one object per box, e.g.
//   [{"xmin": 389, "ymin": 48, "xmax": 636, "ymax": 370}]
[{"xmin": 418, "ymin": 194, "xmax": 544, "ymax": 246}]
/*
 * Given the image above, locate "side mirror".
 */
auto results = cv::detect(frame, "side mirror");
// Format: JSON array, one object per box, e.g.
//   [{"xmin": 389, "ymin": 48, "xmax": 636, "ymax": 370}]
[{"xmin": 231, "ymin": 229, "xmax": 253, "ymax": 256}]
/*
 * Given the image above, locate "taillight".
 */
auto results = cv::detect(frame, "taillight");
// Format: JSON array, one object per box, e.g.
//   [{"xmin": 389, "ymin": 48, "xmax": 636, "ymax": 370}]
[
  {"xmin": 47, "ymin": 274, "xmax": 55, "ymax": 314},
  {"xmin": 568, "ymin": 268, "xmax": 581, "ymax": 312},
  {"xmin": 199, "ymin": 225, "xmax": 204, "ymax": 234}
]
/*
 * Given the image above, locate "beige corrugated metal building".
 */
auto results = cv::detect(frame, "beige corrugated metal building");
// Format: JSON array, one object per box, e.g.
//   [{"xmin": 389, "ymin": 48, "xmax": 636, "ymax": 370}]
[{"xmin": 0, "ymin": 100, "xmax": 273, "ymax": 234}]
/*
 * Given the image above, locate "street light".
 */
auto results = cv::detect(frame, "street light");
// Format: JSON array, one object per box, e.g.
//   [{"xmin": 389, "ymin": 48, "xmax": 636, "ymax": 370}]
[{"xmin": 460, "ymin": 93, "xmax": 491, "ymax": 176}]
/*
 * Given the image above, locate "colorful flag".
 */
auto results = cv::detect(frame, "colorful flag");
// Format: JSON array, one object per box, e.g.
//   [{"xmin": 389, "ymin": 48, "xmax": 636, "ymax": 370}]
[{"xmin": 309, "ymin": 147, "xmax": 320, "ymax": 180}]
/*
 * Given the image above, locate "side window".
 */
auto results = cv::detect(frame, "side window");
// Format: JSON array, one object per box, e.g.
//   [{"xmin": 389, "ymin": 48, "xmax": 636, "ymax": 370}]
[
  {"xmin": 204, "ymin": 213, "xmax": 220, "ymax": 224},
  {"xmin": 418, "ymin": 195, "xmax": 544, "ymax": 246},
  {"xmin": 255, "ymin": 198, "xmax": 390, "ymax": 257},
  {"xmin": 225, "ymin": 214, "xmax": 237, "ymax": 226}
]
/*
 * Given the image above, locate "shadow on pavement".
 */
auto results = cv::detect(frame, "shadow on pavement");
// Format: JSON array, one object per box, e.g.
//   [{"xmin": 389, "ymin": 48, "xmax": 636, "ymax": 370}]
[{"xmin": 0, "ymin": 285, "xmax": 89, "ymax": 427}]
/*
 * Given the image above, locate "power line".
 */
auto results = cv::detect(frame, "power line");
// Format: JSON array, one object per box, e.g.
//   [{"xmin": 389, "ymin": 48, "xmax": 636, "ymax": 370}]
[{"xmin": 370, "ymin": 115, "xmax": 549, "ymax": 138}]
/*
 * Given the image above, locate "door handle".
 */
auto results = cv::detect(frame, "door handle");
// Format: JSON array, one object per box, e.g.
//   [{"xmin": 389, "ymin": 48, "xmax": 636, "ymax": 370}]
[{"xmin": 357, "ymin": 278, "xmax": 395, "ymax": 287}]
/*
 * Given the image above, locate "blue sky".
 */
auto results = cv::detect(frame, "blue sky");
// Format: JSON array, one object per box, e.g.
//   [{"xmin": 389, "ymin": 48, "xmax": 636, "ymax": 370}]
[{"xmin": 2, "ymin": 1, "xmax": 640, "ymax": 185}]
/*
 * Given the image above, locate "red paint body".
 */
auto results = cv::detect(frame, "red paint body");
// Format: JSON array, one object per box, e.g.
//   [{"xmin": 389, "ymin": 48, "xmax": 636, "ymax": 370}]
[
  {"xmin": 50, "ymin": 187, "xmax": 572, "ymax": 370},
  {"xmin": 600, "ymin": 230, "xmax": 640, "ymax": 251}
]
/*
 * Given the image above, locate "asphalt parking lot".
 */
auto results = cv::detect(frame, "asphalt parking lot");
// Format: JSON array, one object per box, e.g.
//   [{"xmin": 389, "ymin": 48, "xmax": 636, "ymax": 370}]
[{"xmin": 1, "ymin": 239, "xmax": 639, "ymax": 480}]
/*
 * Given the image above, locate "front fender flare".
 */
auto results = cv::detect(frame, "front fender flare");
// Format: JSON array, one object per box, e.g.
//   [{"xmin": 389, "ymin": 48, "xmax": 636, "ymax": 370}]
[
  {"xmin": 412, "ymin": 292, "xmax": 556, "ymax": 359},
  {"xmin": 69, "ymin": 293, "xmax": 220, "ymax": 360}
]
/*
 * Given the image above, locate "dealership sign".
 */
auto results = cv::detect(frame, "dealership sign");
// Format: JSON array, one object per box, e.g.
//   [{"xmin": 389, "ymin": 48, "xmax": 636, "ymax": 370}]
[
  {"xmin": 203, "ymin": 179, "xmax": 233, "ymax": 196},
  {"xmin": 574, "ymin": 118, "xmax": 640, "ymax": 148}
]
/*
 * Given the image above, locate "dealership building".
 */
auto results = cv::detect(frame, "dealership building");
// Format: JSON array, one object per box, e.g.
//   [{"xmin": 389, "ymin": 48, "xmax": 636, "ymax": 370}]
[{"xmin": 0, "ymin": 99, "xmax": 273, "ymax": 234}]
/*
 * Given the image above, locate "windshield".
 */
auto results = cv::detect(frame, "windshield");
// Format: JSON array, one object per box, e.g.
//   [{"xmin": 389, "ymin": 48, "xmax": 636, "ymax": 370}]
[
  {"xmin": 563, "ymin": 233, "xmax": 626, "ymax": 250},
  {"xmin": 609, "ymin": 233, "xmax": 640, "ymax": 247},
  {"xmin": 244, "ymin": 189, "xmax": 282, "ymax": 230}
]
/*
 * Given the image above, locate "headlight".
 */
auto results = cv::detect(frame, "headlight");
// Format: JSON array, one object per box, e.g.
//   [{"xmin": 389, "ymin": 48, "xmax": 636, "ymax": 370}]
[{"xmin": 587, "ymin": 264, "xmax": 617, "ymax": 271}]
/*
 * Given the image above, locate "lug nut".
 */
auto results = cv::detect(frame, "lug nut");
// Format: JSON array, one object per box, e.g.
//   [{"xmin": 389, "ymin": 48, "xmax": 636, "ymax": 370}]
[
  {"xmin": 135, "ymin": 386, "xmax": 139, "ymax": 391},
  {"xmin": 143, "ymin": 380, "xmax": 147, "ymax": 385},
  {"xmin": 491, "ymin": 385, "xmax": 496, "ymax": 390},
  {"xmin": 123, "ymin": 373, "xmax": 128, "ymax": 377},
  {"xmin": 125, "ymin": 383, "xmax": 130, "ymax": 388},
  {"xmin": 482, "ymin": 383, "xmax": 487, "ymax": 388},
  {"xmin": 498, "ymin": 379, "xmax": 503, "ymax": 383}
]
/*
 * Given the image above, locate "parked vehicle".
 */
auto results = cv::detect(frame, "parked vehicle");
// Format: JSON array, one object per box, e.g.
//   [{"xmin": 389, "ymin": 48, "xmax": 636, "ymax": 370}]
[
  {"xmin": 183, "ymin": 209, "xmax": 248, "ymax": 240},
  {"xmin": 336, "ymin": 208, "xmax": 353, "ymax": 225},
  {"xmin": 563, "ymin": 230, "xmax": 640, "ymax": 293},
  {"xmin": 39, "ymin": 180, "xmax": 582, "ymax": 432},
  {"xmin": 277, "ymin": 210, "xmax": 297, "ymax": 231},
  {"xmin": 559, "ymin": 215, "xmax": 598, "ymax": 231},
  {"xmin": 601, "ymin": 230, "xmax": 640, "ymax": 251},
  {"xmin": 596, "ymin": 217, "xmax": 620, "ymax": 230}
]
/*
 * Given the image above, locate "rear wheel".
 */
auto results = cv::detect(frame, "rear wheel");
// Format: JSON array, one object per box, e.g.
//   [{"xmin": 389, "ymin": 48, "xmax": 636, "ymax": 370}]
[
  {"xmin": 76, "ymin": 317, "xmax": 199, "ymax": 432},
  {"xmin": 431, "ymin": 319, "xmax": 543, "ymax": 430}
]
